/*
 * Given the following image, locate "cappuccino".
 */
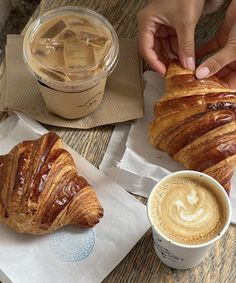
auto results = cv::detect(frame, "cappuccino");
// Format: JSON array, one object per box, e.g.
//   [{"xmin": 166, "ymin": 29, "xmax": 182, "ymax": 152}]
[{"xmin": 150, "ymin": 174, "xmax": 227, "ymax": 245}]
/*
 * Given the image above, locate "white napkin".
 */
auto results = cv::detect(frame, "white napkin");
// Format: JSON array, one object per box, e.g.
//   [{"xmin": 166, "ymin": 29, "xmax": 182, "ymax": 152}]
[
  {"xmin": 0, "ymin": 112, "xmax": 150, "ymax": 283},
  {"xmin": 100, "ymin": 71, "xmax": 236, "ymax": 224}
]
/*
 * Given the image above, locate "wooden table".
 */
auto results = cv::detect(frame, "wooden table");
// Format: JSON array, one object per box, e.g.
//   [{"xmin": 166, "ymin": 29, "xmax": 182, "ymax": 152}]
[{"xmin": 0, "ymin": 0, "xmax": 235, "ymax": 282}]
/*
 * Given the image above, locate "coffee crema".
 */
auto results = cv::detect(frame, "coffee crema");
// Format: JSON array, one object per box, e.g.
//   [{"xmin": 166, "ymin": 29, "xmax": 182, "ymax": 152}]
[{"xmin": 150, "ymin": 175, "xmax": 227, "ymax": 245}]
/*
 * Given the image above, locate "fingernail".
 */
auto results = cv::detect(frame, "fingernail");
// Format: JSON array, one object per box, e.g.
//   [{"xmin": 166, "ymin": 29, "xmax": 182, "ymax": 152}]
[
  {"xmin": 196, "ymin": 67, "xmax": 210, "ymax": 79},
  {"xmin": 186, "ymin": 57, "xmax": 195, "ymax": 71}
]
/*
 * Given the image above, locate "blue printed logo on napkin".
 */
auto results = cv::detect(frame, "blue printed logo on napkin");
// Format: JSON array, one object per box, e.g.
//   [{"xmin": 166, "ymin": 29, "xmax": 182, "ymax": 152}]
[{"xmin": 49, "ymin": 225, "xmax": 95, "ymax": 262}]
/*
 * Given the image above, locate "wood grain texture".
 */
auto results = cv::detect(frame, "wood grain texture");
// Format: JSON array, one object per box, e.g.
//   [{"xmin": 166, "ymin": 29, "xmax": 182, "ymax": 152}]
[{"xmin": 0, "ymin": 0, "xmax": 235, "ymax": 282}]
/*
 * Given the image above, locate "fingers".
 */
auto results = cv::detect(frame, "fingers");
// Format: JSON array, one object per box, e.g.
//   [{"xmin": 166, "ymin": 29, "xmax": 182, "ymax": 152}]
[
  {"xmin": 176, "ymin": 22, "xmax": 196, "ymax": 71},
  {"xmin": 137, "ymin": 0, "xmax": 204, "ymax": 74},
  {"xmin": 160, "ymin": 38, "xmax": 178, "ymax": 62},
  {"xmin": 138, "ymin": 16, "xmax": 167, "ymax": 75},
  {"xmin": 196, "ymin": 19, "xmax": 236, "ymax": 79},
  {"xmin": 196, "ymin": 20, "xmax": 236, "ymax": 79},
  {"xmin": 196, "ymin": 0, "xmax": 232, "ymax": 59},
  {"xmin": 157, "ymin": 26, "xmax": 179, "ymax": 62},
  {"xmin": 196, "ymin": 45, "xmax": 236, "ymax": 79},
  {"xmin": 196, "ymin": 1, "xmax": 236, "ymax": 79}
]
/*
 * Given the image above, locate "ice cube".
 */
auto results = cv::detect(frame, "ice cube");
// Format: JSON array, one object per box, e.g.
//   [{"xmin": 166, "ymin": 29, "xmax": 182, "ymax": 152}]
[
  {"xmin": 78, "ymin": 32, "xmax": 109, "ymax": 48},
  {"xmin": 41, "ymin": 20, "xmax": 67, "ymax": 38},
  {"xmin": 64, "ymin": 17, "xmax": 98, "ymax": 35},
  {"xmin": 64, "ymin": 40, "xmax": 95, "ymax": 68},
  {"xmin": 58, "ymin": 29, "xmax": 76, "ymax": 40},
  {"xmin": 65, "ymin": 17, "xmax": 91, "ymax": 26},
  {"xmin": 39, "ymin": 38, "xmax": 64, "ymax": 52},
  {"xmin": 33, "ymin": 38, "xmax": 65, "ymax": 70},
  {"xmin": 33, "ymin": 38, "xmax": 64, "ymax": 55},
  {"xmin": 40, "ymin": 68, "xmax": 66, "ymax": 82}
]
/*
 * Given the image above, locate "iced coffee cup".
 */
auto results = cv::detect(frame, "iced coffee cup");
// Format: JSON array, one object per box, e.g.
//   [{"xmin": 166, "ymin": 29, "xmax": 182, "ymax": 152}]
[{"xmin": 23, "ymin": 6, "xmax": 119, "ymax": 119}]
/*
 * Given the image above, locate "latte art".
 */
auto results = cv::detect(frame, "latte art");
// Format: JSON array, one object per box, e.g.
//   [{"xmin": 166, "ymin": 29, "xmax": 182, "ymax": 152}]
[
  {"xmin": 173, "ymin": 198, "xmax": 208, "ymax": 223},
  {"xmin": 150, "ymin": 175, "xmax": 227, "ymax": 245}
]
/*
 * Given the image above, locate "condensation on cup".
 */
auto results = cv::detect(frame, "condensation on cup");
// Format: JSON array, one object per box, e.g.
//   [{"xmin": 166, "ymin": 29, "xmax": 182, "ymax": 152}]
[{"xmin": 23, "ymin": 6, "xmax": 119, "ymax": 119}]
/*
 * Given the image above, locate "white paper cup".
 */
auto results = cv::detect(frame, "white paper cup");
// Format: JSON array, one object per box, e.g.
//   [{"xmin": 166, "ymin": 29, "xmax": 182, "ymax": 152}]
[{"xmin": 147, "ymin": 170, "xmax": 232, "ymax": 269}]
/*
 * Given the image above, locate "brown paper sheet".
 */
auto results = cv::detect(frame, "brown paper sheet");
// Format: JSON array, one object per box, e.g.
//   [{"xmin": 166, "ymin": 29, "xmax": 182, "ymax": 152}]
[{"xmin": 0, "ymin": 35, "xmax": 143, "ymax": 129}]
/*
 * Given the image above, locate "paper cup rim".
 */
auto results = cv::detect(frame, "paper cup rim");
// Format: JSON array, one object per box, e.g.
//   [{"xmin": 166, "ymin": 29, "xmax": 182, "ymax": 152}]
[{"xmin": 147, "ymin": 170, "xmax": 232, "ymax": 249}]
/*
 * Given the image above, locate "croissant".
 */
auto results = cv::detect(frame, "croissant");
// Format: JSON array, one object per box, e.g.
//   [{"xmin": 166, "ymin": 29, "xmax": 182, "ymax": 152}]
[
  {"xmin": 0, "ymin": 132, "xmax": 103, "ymax": 234},
  {"xmin": 149, "ymin": 61, "xmax": 236, "ymax": 194}
]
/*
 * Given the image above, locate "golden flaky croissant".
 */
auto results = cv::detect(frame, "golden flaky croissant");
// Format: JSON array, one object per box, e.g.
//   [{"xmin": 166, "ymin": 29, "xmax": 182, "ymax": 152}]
[
  {"xmin": 149, "ymin": 61, "xmax": 236, "ymax": 194},
  {"xmin": 0, "ymin": 132, "xmax": 103, "ymax": 234}
]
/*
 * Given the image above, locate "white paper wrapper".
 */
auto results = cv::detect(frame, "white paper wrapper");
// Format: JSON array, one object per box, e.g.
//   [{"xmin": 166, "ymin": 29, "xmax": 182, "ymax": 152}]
[
  {"xmin": 100, "ymin": 71, "xmax": 236, "ymax": 224},
  {"xmin": 0, "ymin": 112, "xmax": 150, "ymax": 283}
]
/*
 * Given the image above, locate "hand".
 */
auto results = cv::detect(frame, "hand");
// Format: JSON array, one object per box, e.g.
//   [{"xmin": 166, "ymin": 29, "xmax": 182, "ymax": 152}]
[
  {"xmin": 196, "ymin": 0, "xmax": 236, "ymax": 88},
  {"xmin": 137, "ymin": 0, "xmax": 206, "ymax": 75}
]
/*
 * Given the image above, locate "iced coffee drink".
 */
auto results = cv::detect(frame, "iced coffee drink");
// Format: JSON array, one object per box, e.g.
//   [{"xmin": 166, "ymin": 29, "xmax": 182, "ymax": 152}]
[{"xmin": 23, "ymin": 7, "xmax": 119, "ymax": 119}]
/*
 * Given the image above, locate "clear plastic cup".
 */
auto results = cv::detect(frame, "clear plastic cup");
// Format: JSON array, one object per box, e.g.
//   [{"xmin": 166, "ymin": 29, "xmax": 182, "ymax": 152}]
[{"xmin": 23, "ymin": 6, "xmax": 119, "ymax": 119}]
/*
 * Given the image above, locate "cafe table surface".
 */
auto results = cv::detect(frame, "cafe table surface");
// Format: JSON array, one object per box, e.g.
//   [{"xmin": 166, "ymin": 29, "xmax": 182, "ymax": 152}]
[{"xmin": 0, "ymin": 0, "xmax": 235, "ymax": 282}]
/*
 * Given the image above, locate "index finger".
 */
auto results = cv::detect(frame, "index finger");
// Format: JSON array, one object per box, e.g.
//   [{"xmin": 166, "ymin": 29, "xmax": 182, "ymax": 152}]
[{"xmin": 138, "ymin": 20, "xmax": 166, "ymax": 75}]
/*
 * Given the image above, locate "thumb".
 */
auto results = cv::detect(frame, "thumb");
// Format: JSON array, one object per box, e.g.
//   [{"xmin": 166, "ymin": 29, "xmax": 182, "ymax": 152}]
[
  {"xmin": 196, "ymin": 45, "xmax": 236, "ymax": 79},
  {"xmin": 176, "ymin": 23, "xmax": 196, "ymax": 71},
  {"xmin": 196, "ymin": 21, "xmax": 236, "ymax": 79}
]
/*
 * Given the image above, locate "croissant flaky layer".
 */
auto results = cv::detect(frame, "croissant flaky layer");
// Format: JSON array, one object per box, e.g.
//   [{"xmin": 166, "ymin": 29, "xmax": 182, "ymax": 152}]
[
  {"xmin": 0, "ymin": 132, "xmax": 103, "ymax": 234},
  {"xmin": 149, "ymin": 61, "xmax": 236, "ymax": 194}
]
